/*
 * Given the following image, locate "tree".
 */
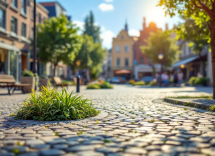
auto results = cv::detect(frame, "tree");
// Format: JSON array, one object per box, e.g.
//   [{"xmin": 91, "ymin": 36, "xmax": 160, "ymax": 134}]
[
  {"xmin": 141, "ymin": 31, "xmax": 180, "ymax": 72},
  {"xmin": 36, "ymin": 15, "xmax": 82, "ymax": 76},
  {"xmin": 174, "ymin": 17, "xmax": 209, "ymax": 76},
  {"xmin": 83, "ymin": 11, "xmax": 101, "ymax": 43},
  {"xmin": 157, "ymin": 0, "xmax": 215, "ymax": 98},
  {"xmin": 70, "ymin": 35, "xmax": 106, "ymax": 79}
]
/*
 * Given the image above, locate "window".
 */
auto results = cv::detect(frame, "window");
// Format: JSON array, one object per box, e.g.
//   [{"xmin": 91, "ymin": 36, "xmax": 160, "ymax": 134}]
[
  {"xmin": 139, "ymin": 57, "xmax": 144, "ymax": 64},
  {"xmin": 125, "ymin": 46, "xmax": 129, "ymax": 52},
  {"xmin": 0, "ymin": 8, "xmax": 5, "ymax": 29},
  {"xmin": 21, "ymin": 0, "xmax": 27, "ymax": 14},
  {"xmin": 21, "ymin": 23, "xmax": 26, "ymax": 37},
  {"xmin": 38, "ymin": 13, "xmax": 41, "ymax": 23},
  {"xmin": 116, "ymin": 46, "xmax": 120, "ymax": 52},
  {"xmin": 11, "ymin": 17, "xmax": 17, "ymax": 34},
  {"xmin": 121, "ymin": 35, "xmax": 124, "ymax": 39},
  {"xmin": 116, "ymin": 58, "xmax": 120, "ymax": 67},
  {"xmin": 11, "ymin": 0, "xmax": 17, "ymax": 8},
  {"xmin": 148, "ymin": 58, "xmax": 151, "ymax": 65},
  {"xmin": 125, "ymin": 58, "xmax": 129, "ymax": 67}
]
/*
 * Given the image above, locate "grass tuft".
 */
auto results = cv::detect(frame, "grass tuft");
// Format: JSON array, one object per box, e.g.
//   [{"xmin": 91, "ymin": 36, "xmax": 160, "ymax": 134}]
[{"xmin": 15, "ymin": 85, "xmax": 100, "ymax": 121}]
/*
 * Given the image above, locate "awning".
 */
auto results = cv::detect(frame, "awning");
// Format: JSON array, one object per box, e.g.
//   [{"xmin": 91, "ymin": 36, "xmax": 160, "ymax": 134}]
[
  {"xmin": 172, "ymin": 55, "xmax": 199, "ymax": 68},
  {"xmin": 115, "ymin": 69, "xmax": 131, "ymax": 74},
  {"xmin": 0, "ymin": 42, "xmax": 20, "ymax": 51}
]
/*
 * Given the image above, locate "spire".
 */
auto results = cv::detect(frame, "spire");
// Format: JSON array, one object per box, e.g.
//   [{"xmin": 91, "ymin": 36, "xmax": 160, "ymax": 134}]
[
  {"xmin": 125, "ymin": 19, "xmax": 128, "ymax": 32},
  {"xmin": 143, "ymin": 17, "xmax": 146, "ymax": 30}
]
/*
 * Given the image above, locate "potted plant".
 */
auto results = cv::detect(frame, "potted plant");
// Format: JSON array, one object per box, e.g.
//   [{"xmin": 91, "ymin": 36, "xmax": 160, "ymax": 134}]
[
  {"xmin": 40, "ymin": 73, "xmax": 49, "ymax": 89},
  {"xmin": 20, "ymin": 70, "xmax": 35, "ymax": 93}
]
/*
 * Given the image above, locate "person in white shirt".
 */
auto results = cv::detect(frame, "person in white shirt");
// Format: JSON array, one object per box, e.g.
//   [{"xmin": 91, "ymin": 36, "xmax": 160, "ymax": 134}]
[
  {"xmin": 161, "ymin": 72, "xmax": 169, "ymax": 86},
  {"xmin": 178, "ymin": 70, "xmax": 183, "ymax": 86}
]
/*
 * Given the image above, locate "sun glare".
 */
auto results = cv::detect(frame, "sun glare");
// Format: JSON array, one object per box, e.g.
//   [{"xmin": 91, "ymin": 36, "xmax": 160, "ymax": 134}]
[{"xmin": 148, "ymin": 7, "xmax": 166, "ymax": 24}]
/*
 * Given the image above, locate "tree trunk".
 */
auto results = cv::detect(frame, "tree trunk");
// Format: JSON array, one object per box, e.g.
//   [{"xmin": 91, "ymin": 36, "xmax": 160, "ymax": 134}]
[{"xmin": 209, "ymin": 16, "xmax": 215, "ymax": 99}]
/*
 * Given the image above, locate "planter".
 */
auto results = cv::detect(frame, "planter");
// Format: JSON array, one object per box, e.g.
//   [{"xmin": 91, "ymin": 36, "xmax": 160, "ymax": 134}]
[
  {"xmin": 20, "ymin": 76, "xmax": 35, "ymax": 93},
  {"xmin": 40, "ymin": 78, "xmax": 49, "ymax": 89}
]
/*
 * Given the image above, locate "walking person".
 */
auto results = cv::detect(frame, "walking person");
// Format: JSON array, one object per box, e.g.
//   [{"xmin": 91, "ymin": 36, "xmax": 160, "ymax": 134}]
[
  {"xmin": 161, "ymin": 72, "xmax": 169, "ymax": 86},
  {"xmin": 178, "ymin": 70, "xmax": 183, "ymax": 86},
  {"xmin": 173, "ymin": 71, "xmax": 178, "ymax": 86}
]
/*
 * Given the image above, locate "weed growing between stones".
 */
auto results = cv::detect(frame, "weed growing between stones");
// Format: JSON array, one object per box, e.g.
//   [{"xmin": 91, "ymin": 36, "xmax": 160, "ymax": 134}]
[{"xmin": 15, "ymin": 86, "xmax": 100, "ymax": 121}]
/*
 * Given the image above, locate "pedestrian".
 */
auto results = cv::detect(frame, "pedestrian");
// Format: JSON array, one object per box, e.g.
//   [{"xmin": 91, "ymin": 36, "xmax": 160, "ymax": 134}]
[
  {"xmin": 177, "ymin": 70, "xmax": 183, "ymax": 86},
  {"xmin": 161, "ymin": 72, "xmax": 169, "ymax": 86},
  {"xmin": 173, "ymin": 71, "xmax": 178, "ymax": 86}
]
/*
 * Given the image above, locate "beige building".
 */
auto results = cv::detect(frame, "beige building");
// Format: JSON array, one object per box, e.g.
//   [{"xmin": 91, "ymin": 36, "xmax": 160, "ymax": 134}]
[{"xmin": 111, "ymin": 23, "xmax": 137, "ymax": 80}]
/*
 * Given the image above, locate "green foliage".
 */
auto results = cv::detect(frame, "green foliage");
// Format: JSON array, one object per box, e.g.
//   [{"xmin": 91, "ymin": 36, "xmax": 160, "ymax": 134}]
[
  {"xmin": 61, "ymin": 80, "xmax": 75, "ymax": 86},
  {"xmin": 87, "ymin": 83, "xmax": 100, "ymax": 89},
  {"xmin": 100, "ymin": 81, "xmax": 113, "ymax": 89},
  {"xmin": 133, "ymin": 81, "xmax": 146, "ymax": 86},
  {"xmin": 83, "ymin": 11, "xmax": 101, "ymax": 43},
  {"xmin": 174, "ymin": 17, "xmax": 209, "ymax": 52},
  {"xmin": 208, "ymin": 105, "xmax": 215, "ymax": 112},
  {"xmin": 40, "ymin": 72, "xmax": 48, "ymax": 79},
  {"xmin": 22, "ymin": 70, "xmax": 34, "ymax": 77},
  {"xmin": 16, "ymin": 86, "xmax": 100, "ymax": 121},
  {"xmin": 36, "ymin": 15, "xmax": 82, "ymax": 76},
  {"xmin": 149, "ymin": 81, "xmax": 157, "ymax": 86},
  {"xmin": 87, "ymin": 81, "xmax": 113, "ymax": 89},
  {"xmin": 166, "ymin": 95, "xmax": 212, "ymax": 99},
  {"xmin": 188, "ymin": 77, "xmax": 208, "ymax": 86},
  {"xmin": 141, "ymin": 30, "xmax": 180, "ymax": 68},
  {"xmin": 70, "ymin": 34, "xmax": 106, "ymax": 79},
  {"xmin": 128, "ymin": 80, "xmax": 135, "ymax": 84}
]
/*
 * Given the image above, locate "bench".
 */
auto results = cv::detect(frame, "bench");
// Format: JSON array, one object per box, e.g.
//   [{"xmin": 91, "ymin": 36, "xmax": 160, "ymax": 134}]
[
  {"xmin": 53, "ymin": 77, "xmax": 69, "ymax": 89},
  {"xmin": 0, "ymin": 75, "xmax": 30, "ymax": 95}
]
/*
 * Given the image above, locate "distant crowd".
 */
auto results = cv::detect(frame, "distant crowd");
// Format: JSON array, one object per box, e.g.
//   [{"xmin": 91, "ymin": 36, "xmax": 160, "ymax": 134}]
[{"xmin": 156, "ymin": 70, "xmax": 183, "ymax": 86}]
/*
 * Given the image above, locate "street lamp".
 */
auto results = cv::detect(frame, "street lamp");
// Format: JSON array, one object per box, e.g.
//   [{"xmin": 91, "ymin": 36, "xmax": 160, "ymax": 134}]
[
  {"xmin": 33, "ymin": 0, "xmax": 37, "ymax": 90},
  {"xmin": 158, "ymin": 52, "xmax": 164, "ymax": 73}
]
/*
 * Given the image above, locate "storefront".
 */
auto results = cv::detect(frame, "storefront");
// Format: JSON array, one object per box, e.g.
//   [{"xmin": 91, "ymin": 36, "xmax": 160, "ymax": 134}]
[{"xmin": 0, "ymin": 42, "xmax": 20, "ymax": 82}]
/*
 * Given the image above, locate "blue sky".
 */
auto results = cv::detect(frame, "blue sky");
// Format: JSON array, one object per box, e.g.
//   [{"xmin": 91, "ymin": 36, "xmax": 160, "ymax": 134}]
[{"xmin": 38, "ymin": 0, "xmax": 182, "ymax": 49}]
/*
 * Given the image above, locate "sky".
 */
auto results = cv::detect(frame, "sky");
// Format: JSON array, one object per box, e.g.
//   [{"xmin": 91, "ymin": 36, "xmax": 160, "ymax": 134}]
[{"xmin": 38, "ymin": 0, "xmax": 182, "ymax": 49}]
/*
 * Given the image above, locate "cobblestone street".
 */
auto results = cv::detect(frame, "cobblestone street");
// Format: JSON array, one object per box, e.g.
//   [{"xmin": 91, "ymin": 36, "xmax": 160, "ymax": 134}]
[{"xmin": 0, "ymin": 85, "xmax": 215, "ymax": 156}]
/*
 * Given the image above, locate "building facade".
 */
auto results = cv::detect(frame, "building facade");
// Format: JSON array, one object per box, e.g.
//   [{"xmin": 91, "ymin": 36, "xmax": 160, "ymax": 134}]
[
  {"xmin": 0, "ymin": 0, "xmax": 48, "ymax": 81},
  {"xmin": 172, "ymin": 40, "xmax": 212, "ymax": 84},
  {"xmin": 133, "ymin": 18, "xmax": 162, "ymax": 80},
  {"xmin": 111, "ymin": 23, "xmax": 136, "ymax": 80}
]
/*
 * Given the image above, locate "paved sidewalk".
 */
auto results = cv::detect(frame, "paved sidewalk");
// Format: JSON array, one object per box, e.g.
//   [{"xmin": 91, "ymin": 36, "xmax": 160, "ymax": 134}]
[{"xmin": 0, "ymin": 85, "xmax": 215, "ymax": 156}]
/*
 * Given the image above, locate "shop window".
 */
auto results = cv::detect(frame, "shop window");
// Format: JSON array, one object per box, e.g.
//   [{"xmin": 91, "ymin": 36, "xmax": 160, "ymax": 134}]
[
  {"xmin": 0, "ymin": 49, "xmax": 8, "ymax": 74},
  {"xmin": 21, "ymin": 0, "xmax": 27, "ymax": 15},
  {"xmin": 0, "ymin": 8, "xmax": 5, "ymax": 29},
  {"xmin": 125, "ymin": 58, "xmax": 129, "ymax": 67},
  {"xmin": 38, "ymin": 13, "xmax": 42, "ymax": 23},
  {"xmin": 11, "ymin": 17, "xmax": 17, "ymax": 34},
  {"xmin": 21, "ymin": 23, "xmax": 26, "ymax": 37}
]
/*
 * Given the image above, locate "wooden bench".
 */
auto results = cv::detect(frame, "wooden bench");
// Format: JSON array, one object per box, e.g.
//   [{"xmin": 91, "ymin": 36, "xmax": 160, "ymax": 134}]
[
  {"xmin": 0, "ymin": 75, "xmax": 30, "ymax": 95},
  {"xmin": 53, "ymin": 77, "xmax": 69, "ymax": 89}
]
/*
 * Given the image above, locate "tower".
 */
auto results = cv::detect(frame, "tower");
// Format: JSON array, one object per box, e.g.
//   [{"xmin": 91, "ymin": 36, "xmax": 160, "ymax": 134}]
[{"xmin": 125, "ymin": 19, "xmax": 128, "ymax": 32}]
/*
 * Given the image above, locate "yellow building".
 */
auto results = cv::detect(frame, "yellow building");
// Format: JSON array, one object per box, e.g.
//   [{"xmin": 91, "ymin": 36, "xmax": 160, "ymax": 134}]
[{"xmin": 112, "ymin": 24, "xmax": 137, "ymax": 80}]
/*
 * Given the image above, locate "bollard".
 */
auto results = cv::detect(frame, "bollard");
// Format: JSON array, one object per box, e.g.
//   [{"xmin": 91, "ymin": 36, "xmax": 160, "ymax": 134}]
[{"xmin": 76, "ymin": 75, "xmax": 80, "ymax": 93}]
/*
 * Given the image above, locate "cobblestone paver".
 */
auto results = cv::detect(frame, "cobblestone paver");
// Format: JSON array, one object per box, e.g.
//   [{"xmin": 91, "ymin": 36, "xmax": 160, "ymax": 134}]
[{"xmin": 0, "ymin": 85, "xmax": 214, "ymax": 156}]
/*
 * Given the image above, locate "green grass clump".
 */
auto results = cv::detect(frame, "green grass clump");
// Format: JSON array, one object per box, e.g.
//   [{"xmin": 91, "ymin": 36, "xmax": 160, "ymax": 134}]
[
  {"xmin": 208, "ymin": 105, "xmax": 215, "ymax": 112},
  {"xmin": 87, "ymin": 81, "xmax": 113, "ymax": 89},
  {"xmin": 15, "ymin": 86, "xmax": 100, "ymax": 121},
  {"xmin": 61, "ymin": 80, "xmax": 75, "ymax": 85},
  {"xmin": 87, "ymin": 83, "xmax": 101, "ymax": 89},
  {"xmin": 132, "ymin": 81, "xmax": 146, "ymax": 86},
  {"xmin": 149, "ymin": 81, "xmax": 157, "ymax": 86}
]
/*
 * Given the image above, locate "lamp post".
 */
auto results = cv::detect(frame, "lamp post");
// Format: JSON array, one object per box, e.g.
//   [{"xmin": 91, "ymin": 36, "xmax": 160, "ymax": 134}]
[
  {"xmin": 158, "ymin": 52, "xmax": 164, "ymax": 86},
  {"xmin": 158, "ymin": 52, "xmax": 164, "ymax": 73},
  {"xmin": 33, "ymin": 0, "xmax": 37, "ymax": 90}
]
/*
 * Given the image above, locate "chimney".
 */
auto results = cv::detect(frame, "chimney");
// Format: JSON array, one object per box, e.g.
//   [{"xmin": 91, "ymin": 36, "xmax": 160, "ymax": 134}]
[
  {"xmin": 165, "ymin": 23, "xmax": 169, "ymax": 31},
  {"xmin": 143, "ymin": 17, "xmax": 146, "ymax": 30}
]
